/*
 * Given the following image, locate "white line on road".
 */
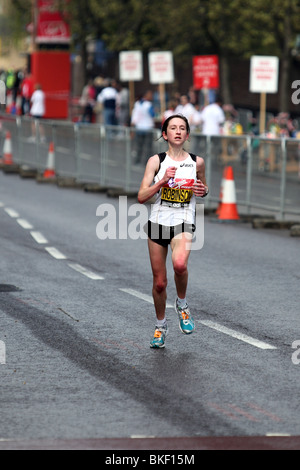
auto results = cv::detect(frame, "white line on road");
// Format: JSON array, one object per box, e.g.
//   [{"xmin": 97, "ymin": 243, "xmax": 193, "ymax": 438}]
[
  {"xmin": 4, "ymin": 208, "xmax": 20, "ymax": 218},
  {"xmin": 17, "ymin": 218, "xmax": 34, "ymax": 230},
  {"xmin": 68, "ymin": 263, "xmax": 104, "ymax": 280},
  {"xmin": 199, "ymin": 320, "xmax": 277, "ymax": 350},
  {"xmin": 30, "ymin": 231, "xmax": 49, "ymax": 244},
  {"xmin": 120, "ymin": 289, "xmax": 277, "ymax": 350},
  {"xmin": 119, "ymin": 288, "xmax": 173, "ymax": 309},
  {"xmin": 45, "ymin": 247, "xmax": 67, "ymax": 260}
]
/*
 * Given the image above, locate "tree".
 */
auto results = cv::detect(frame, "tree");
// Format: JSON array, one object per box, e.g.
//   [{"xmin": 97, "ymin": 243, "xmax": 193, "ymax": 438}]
[{"xmin": 8, "ymin": 0, "xmax": 300, "ymax": 111}]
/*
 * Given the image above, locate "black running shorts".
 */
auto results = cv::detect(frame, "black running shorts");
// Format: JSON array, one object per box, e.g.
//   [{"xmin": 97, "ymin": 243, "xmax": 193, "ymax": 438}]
[{"xmin": 144, "ymin": 220, "xmax": 195, "ymax": 247}]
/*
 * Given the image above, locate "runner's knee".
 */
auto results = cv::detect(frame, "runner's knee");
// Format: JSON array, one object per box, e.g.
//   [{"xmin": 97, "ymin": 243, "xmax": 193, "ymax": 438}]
[
  {"xmin": 173, "ymin": 258, "xmax": 188, "ymax": 276},
  {"xmin": 153, "ymin": 277, "xmax": 167, "ymax": 294}
]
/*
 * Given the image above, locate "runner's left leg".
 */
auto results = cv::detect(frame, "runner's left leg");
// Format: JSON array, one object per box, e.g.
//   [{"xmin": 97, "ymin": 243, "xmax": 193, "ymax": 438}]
[{"xmin": 171, "ymin": 232, "xmax": 192, "ymax": 300}]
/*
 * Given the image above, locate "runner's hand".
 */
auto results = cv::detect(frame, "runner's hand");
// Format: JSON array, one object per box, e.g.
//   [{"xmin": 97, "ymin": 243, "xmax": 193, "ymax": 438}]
[
  {"xmin": 162, "ymin": 166, "xmax": 177, "ymax": 184},
  {"xmin": 193, "ymin": 179, "xmax": 207, "ymax": 197}
]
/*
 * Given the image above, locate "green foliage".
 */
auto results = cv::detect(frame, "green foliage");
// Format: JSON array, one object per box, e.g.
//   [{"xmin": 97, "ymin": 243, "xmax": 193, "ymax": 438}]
[
  {"xmin": 7, "ymin": 0, "xmax": 300, "ymax": 108},
  {"xmin": 8, "ymin": 0, "xmax": 300, "ymax": 59}
]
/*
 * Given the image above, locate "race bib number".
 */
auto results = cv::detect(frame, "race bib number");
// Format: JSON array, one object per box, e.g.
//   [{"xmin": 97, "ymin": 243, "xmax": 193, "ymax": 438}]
[{"xmin": 161, "ymin": 178, "xmax": 194, "ymax": 207}]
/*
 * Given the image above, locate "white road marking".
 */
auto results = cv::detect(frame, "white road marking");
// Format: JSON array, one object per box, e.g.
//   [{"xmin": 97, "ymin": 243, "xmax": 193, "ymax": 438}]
[
  {"xmin": 17, "ymin": 219, "xmax": 34, "ymax": 230},
  {"xmin": 30, "ymin": 231, "xmax": 49, "ymax": 244},
  {"xmin": 120, "ymin": 289, "xmax": 276, "ymax": 349},
  {"xmin": 4, "ymin": 208, "xmax": 19, "ymax": 218},
  {"xmin": 199, "ymin": 320, "xmax": 277, "ymax": 350},
  {"xmin": 68, "ymin": 263, "xmax": 104, "ymax": 280},
  {"xmin": 119, "ymin": 288, "xmax": 173, "ymax": 308},
  {"xmin": 0, "ymin": 203, "xmax": 280, "ymax": 353},
  {"xmin": 0, "ymin": 202, "xmax": 4, "ymax": 207},
  {"xmin": 45, "ymin": 247, "xmax": 67, "ymax": 260}
]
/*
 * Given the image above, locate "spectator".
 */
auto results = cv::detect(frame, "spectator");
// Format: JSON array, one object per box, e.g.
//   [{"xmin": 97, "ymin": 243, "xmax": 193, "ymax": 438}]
[
  {"xmin": 200, "ymin": 94, "xmax": 225, "ymax": 135},
  {"xmin": 21, "ymin": 71, "xmax": 34, "ymax": 115},
  {"xmin": 175, "ymin": 94, "xmax": 196, "ymax": 123},
  {"xmin": 30, "ymin": 83, "xmax": 46, "ymax": 141},
  {"xmin": 188, "ymin": 86, "xmax": 198, "ymax": 105},
  {"xmin": 162, "ymin": 98, "xmax": 178, "ymax": 124},
  {"xmin": 131, "ymin": 90, "xmax": 155, "ymax": 164},
  {"xmin": 5, "ymin": 69, "xmax": 16, "ymax": 93},
  {"xmin": 97, "ymin": 79, "xmax": 118, "ymax": 126},
  {"xmin": 93, "ymin": 76, "xmax": 105, "ymax": 123},
  {"xmin": 94, "ymin": 76, "xmax": 105, "ymax": 98},
  {"xmin": 116, "ymin": 81, "xmax": 130, "ymax": 126},
  {"xmin": 30, "ymin": 83, "xmax": 45, "ymax": 119},
  {"xmin": 80, "ymin": 79, "xmax": 96, "ymax": 123}
]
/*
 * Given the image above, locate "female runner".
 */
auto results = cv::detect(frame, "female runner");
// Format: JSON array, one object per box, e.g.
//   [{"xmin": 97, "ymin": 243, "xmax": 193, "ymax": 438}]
[{"xmin": 138, "ymin": 114, "xmax": 209, "ymax": 348}]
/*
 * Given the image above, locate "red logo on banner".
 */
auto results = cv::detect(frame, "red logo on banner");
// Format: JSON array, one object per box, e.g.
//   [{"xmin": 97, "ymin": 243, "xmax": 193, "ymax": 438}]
[
  {"xmin": 36, "ymin": 0, "xmax": 70, "ymax": 44},
  {"xmin": 193, "ymin": 55, "xmax": 219, "ymax": 89}
]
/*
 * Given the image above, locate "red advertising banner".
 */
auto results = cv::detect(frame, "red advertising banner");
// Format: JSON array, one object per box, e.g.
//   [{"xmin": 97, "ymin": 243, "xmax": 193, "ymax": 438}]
[
  {"xmin": 36, "ymin": 0, "xmax": 70, "ymax": 44},
  {"xmin": 193, "ymin": 55, "xmax": 219, "ymax": 89},
  {"xmin": 31, "ymin": 51, "xmax": 71, "ymax": 119}
]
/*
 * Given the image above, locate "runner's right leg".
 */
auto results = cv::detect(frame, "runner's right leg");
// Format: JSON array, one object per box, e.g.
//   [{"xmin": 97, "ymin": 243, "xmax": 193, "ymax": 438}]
[
  {"xmin": 147, "ymin": 238, "xmax": 168, "ymax": 322},
  {"xmin": 148, "ymin": 239, "xmax": 169, "ymax": 347}
]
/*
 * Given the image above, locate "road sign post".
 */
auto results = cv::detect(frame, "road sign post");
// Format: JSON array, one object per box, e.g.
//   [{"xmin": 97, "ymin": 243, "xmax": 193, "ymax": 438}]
[
  {"xmin": 148, "ymin": 51, "xmax": 174, "ymax": 116},
  {"xmin": 250, "ymin": 56, "xmax": 279, "ymax": 134},
  {"xmin": 119, "ymin": 51, "xmax": 143, "ymax": 113}
]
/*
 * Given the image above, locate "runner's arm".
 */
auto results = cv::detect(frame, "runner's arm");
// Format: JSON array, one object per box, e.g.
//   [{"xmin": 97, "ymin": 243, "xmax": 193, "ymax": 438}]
[
  {"xmin": 137, "ymin": 156, "xmax": 176, "ymax": 204},
  {"xmin": 192, "ymin": 156, "xmax": 209, "ymax": 197}
]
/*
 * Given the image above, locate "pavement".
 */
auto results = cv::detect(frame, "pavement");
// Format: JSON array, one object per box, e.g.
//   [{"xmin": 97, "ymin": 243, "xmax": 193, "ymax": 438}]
[{"xmin": 0, "ymin": 169, "xmax": 299, "ymax": 451}]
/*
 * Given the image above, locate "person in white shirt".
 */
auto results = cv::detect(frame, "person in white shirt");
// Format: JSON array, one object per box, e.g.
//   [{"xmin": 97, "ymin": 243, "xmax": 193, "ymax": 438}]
[
  {"xmin": 175, "ymin": 94, "xmax": 196, "ymax": 124},
  {"xmin": 30, "ymin": 84, "xmax": 45, "ymax": 119},
  {"xmin": 200, "ymin": 94, "xmax": 225, "ymax": 135},
  {"xmin": 30, "ymin": 84, "xmax": 46, "ymax": 141},
  {"xmin": 97, "ymin": 79, "xmax": 118, "ymax": 125},
  {"xmin": 131, "ymin": 90, "xmax": 155, "ymax": 164}
]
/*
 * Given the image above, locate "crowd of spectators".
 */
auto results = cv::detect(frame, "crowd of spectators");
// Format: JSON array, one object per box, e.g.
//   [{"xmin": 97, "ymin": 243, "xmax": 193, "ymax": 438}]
[
  {"xmin": 79, "ymin": 77, "xmax": 130, "ymax": 126},
  {"xmin": 0, "ymin": 68, "xmax": 38, "ymax": 116},
  {"xmin": 1, "ymin": 68, "xmax": 299, "ymax": 142}
]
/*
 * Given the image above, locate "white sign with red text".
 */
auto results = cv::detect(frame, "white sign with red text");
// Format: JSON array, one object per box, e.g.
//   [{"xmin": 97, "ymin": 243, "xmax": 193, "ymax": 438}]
[
  {"xmin": 148, "ymin": 51, "xmax": 174, "ymax": 84},
  {"xmin": 250, "ymin": 56, "xmax": 279, "ymax": 94},
  {"xmin": 119, "ymin": 51, "xmax": 143, "ymax": 82}
]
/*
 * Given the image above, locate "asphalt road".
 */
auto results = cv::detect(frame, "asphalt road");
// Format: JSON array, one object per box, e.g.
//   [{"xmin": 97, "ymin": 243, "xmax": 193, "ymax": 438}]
[{"xmin": 0, "ymin": 170, "xmax": 299, "ymax": 451}]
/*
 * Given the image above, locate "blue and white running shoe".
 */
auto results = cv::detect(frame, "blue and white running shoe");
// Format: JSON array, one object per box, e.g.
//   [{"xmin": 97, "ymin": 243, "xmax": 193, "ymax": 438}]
[
  {"xmin": 150, "ymin": 323, "xmax": 168, "ymax": 349},
  {"xmin": 175, "ymin": 299, "xmax": 195, "ymax": 334}
]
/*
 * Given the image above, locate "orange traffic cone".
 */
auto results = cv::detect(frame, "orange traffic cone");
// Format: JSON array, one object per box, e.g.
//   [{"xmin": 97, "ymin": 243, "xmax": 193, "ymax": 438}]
[
  {"xmin": 218, "ymin": 166, "xmax": 240, "ymax": 221},
  {"xmin": 2, "ymin": 131, "xmax": 13, "ymax": 165},
  {"xmin": 43, "ymin": 142, "xmax": 56, "ymax": 179}
]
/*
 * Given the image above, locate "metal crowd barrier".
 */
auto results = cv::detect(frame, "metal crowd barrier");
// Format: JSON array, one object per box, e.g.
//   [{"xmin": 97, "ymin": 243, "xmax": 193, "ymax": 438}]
[{"xmin": 0, "ymin": 112, "xmax": 299, "ymax": 220}]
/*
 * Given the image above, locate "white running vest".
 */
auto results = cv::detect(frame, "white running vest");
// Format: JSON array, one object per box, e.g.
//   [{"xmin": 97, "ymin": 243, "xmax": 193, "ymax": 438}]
[{"xmin": 149, "ymin": 153, "xmax": 197, "ymax": 226}]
